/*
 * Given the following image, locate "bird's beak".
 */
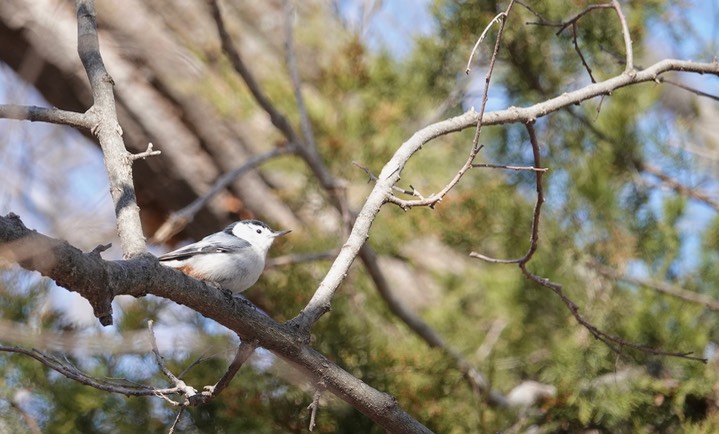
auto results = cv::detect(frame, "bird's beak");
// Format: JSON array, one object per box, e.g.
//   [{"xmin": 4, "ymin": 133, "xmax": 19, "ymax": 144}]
[{"xmin": 273, "ymin": 229, "xmax": 291, "ymax": 237}]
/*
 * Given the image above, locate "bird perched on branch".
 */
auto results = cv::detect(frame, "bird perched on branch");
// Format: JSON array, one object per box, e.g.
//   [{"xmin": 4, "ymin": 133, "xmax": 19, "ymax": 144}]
[{"xmin": 158, "ymin": 220, "xmax": 290, "ymax": 294}]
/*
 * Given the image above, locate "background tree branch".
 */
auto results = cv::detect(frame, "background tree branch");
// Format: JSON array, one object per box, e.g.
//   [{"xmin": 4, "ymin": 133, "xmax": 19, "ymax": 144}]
[{"xmin": 1, "ymin": 1, "xmax": 718, "ymax": 432}]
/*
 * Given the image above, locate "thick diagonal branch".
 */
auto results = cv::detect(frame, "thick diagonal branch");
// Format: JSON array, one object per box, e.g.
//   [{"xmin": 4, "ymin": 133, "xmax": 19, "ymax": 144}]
[{"xmin": 0, "ymin": 214, "xmax": 434, "ymax": 434}]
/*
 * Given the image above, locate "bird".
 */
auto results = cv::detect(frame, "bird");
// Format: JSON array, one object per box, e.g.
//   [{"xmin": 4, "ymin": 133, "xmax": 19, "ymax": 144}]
[{"xmin": 158, "ymin": 220, "xmax": 290, "ymax": 294}]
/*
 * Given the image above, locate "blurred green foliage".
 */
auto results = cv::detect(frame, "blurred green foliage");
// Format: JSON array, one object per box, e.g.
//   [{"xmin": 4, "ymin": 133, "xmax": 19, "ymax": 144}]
[{"xmin": 1, "ymin": 0, "xmax": 718, "ymax": 432}]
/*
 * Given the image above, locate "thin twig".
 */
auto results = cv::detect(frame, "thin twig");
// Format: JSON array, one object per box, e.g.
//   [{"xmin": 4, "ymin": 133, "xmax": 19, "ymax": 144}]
[
  {"xmin": 209, "ymin": 340, "xmax": 257, "ymax": 397},
  {"xmin": 388, "ymin": 0, "xmax": 517, "ymax": 210},
  {"xmin": 591, "ymin": 262, "xmax": 719, "ymax": 311},
  {"xmin": 307, "ymin": 386, "xmax": 323, "ymax": 431},
  {"xmin": 353, "ymin": 161, "xmax": 426, "ymax": 199},
  {"xmin": 359, "ymin": 246, "xmax": 509, "ymax": 407},
  {"xmin": 470, "ymin": 122, "xmax": 544, "ymax": 264},
  {"xmin": 208, "ymin": 0, "xmax": 299, "ymax": 145},
  {"xmin": 519, "ymin": 265, "xmax": 705, "ymax": 362},
  {"xmin": 148, "ymin": 320, "xmax": 181, "ymax": 384},
  {"xmin": 518, "ymin": 1, "xmax": 614, "ymax": 82},
  {"xmin": 150, "ymin": 147, "xmax": 291, "ymax": 243},
  {"xmin": 465, "ymin": 12, "xmax": 507, "ymax": 74},
  {"xmin": 471, "ymin": 123, "xmax": 705, "ymax": 362},
  {"xmin": 185, "ymin": 339, "xmax": 258, "ymax": 406},
  {"xmin": 177, "ymin": 351, "xmax": 211, "ymax": 380},
  {"xmin": 129, "ymin": 142, "xmax": 161, "ymax": 161},
  {"xmin": 280, "ymin": 0, "xmax": 347, "ymax": 217},
  {"xmin": 472, "ymin": 163, "xmax": 547, "ymax": 172},
  {"xmin": 0, "ymin": 344, "xmax": 181, "ymax": 397},
  {"xmin": 9, "ymin": 394, "xmax": 42, "ymax": 434},
  {"xmin": 567, "ymin": 107, "xmax": 718, "ymax": 210},
  {"xmin": 168, "ymin": 407, "xmax": 185, "ymax": 434},
  {"xmin": 571, "ymin": 22, "xmax": 596, "ymax": 83},
  {"xmin": 521, "ymin": 2, "xmax": 613, "ymax": 36},
  {"xmin": 147, "ymin": 320, "xmax": 198, "ymax": 404},
  {"xmin": 611, "ymin": 0, "xmax": 634, "ymax": 72},
  {"xmin": 636, "ymin": 161, "xmax": 719, "ymax": 210},
  {"xmin": 283, "ymin": 0, "xmax": 316, "ymax": 153},
  {"xmin": 657, "ymin": 77, "xmax": 719, "ymax": 101}
]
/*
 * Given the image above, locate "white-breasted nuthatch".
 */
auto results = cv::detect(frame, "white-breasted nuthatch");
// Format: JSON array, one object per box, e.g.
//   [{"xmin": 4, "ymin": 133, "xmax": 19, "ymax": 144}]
[{"xmin": 158, "ymin": 220, "xmax": 290, "ymax": 293}]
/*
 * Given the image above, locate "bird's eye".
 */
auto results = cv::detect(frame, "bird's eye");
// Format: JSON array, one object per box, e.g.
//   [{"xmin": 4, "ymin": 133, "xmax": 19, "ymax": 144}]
[{"xmin": 256, "ymin": 229, "xmax": 262, "ymax": 234}]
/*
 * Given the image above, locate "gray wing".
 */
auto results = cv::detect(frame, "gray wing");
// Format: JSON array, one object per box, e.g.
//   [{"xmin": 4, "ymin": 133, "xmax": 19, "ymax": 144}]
[{"xmin": 158, "ymin": 233, "xmax": 251, "ymax": 261}]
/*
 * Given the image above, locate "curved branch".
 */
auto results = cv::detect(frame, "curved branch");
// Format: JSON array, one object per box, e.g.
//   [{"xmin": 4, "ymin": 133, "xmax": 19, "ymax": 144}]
[
  {"xmin": 0, "ymin": 344, "xmax": 180, "ymax": 398},
  {"xmin": 293, "ymin": 58, "xmax": 719, "ymax": 326}
]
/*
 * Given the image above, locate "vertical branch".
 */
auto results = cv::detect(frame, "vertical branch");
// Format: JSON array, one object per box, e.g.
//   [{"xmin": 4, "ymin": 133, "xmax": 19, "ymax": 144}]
[
  {"xmin": 76, "ymin": 0, "xmax": 146, "ymax": 257},
  {"xmin": 386, "ymin": 0, "xmax": 517, "ymax": 210},
  {"xmin": 283, "ymin": 0, "xmax": 315, "ymax": 152},
  {"xmin": 611, "ymin": 0, "xmax": 634, "ymax": 72},
  {"xmin": 207, "ymin": 0, "xmax": 299, "ymax": 145},
  {"xmin": 520, "ymin": 123, "xmax": 544, "ymax": 262},
  {"xmin": 281, "ymin": 0, "xmax": 346, "ymax": 204}
]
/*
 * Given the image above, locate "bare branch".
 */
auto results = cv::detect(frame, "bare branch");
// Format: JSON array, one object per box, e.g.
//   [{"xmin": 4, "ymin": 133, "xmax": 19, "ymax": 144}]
[
  {"xmin": 568, "ymin": 107, "xmax": 718, "ymax": 209},
  {"xmin": 209, "ymin": 0, "xmax": 341, "ymax": 199},
  {"xmin": 521, "ymin": 2, "xmax": 613, "ymax": 35},
  {"xmin": 77, "ymin": 0, "xmax": 146, "ymax": 258},
  {"xmin": 307, "ymin": 386, "xmax": 323, "ymax": 431},
  {"xmin": 0, "ymin": 344, "xmax": 181, "ymax": 397},
  {"xmin": 207, "ymin": 0, "xmax": 299, "ymax": 145},
  {"xmin": 518, "ymin": 1, "xmax": 618, "ymax": 81},
  {"xmin": 472, "ymin": 163, "xmax": 548, "ymax": 172},
  {"xmin": 469, "ymin": 123, "xmax": 705, "ymax": 362},
  {"xmin": 168, "ymin": 408, "xmax": 185, "ymax": 434},
  {"xmin": 471, "ymin": 122, "xmax": 545, "ymax": 265},
  {"xmin": 129, "ymin": 142, "xmax": 161, "ymax": 161},
  {"xmin": 150, "ymin": 147, "xmax": 291, "ymax": 243},
  {"xmin": 636, "ymin": 161, "xmax": 719, "ymax": 210},
  {"xmin": 475, "ymin": 318, "xmax": 509, "ymax": 362},
  {"xmin": 353, "ymin": 161, "xmax": 426, "ymax": 199},
  {"xmin": 658, "ymin": 77, "xmax": 719, "ymax": 101},
  {"xmin": 465, "ymin": 12, "xmax": 506, "ymax": 74},
  {"xmin": 148, "ymin": 320, "xmax": 197, "ymax": 405},
  {"xmin": 591, "ymin": 262, "xmax": 719, "ymax": 312},
  {"xmin": 0, "ymin": 104, "xmax": 93, "ymax": 129},
  {"xmin": 387, "ymin": 0, "xmax": 516, "ymax": 210},
  {"xmin": 9, "ymin": 393, "xmax": 42, "ymax": 434},
  {"xmin": 283, "ymin": 0, "xmax": 316, "ymax": 153},
  {"xmin": 290, "ymin": 57, "xmax": 719, "ymax": 330},
  {"xmin": 148, "ymin": 321, "xmax": 181, "ymax": 385},
  {"xmin": 611, "ymin": 0, "xmax": 634, "ymax": 72},
  {"xmin": 360, "ymin": 246, "xmax": 509, "ymax": 406},
  {"xmin": 203, "ymin": 340, "xmax": 258, "ymax": 400},
  {"xmin": 518, "ymin": 265, "xmax": 705, "ymax": 362},
  {"xmin": 571, "ymin": 22, "xmax": 596, "ymax": 83}
]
